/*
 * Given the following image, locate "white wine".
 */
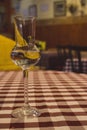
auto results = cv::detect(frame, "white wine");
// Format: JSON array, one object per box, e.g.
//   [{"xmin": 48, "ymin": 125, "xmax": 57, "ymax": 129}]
[{"xmin": 11, "ymin": 47, "xmax": 40, "ymax": 70}]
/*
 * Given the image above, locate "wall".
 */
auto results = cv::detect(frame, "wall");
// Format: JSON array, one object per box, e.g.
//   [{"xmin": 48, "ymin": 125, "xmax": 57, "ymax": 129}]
[
  {"xmin": 0, "ymin": 0, "xmax": 12, "ymax": 33},
  {"xmin": 11, "ymin": 0, "xmax": 87, "ymax": 49},
  {"xmin": 36, "ymin": 16, "xmax": 87, "ymax": 49},
  {"xmin": 19, "ymin": 0, "xmax": 35, "ymax": 16},
  {"xmin": 18, "ymin": 0, "xmax": 87, "ymax": 19},
  {"xmin": 37, "ymin": 0, "xmax": 53, "ymax": 19}
]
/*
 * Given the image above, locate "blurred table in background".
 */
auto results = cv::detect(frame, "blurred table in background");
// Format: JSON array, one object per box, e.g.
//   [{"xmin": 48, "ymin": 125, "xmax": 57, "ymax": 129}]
[
  {"xmin": 64, "ymin": 58, "xmax": 87, "ymax": 73},
  {"xmin": 38, "ymin": 49, "xmax": 58, "ymax": 69}
]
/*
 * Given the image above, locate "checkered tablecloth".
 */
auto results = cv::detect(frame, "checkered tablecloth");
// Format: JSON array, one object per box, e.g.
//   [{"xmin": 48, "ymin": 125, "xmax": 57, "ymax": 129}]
[
  {"xmin": 0, "ymin": 70, "xmax": 87, "ymax": 130},
  {"xmin": 64, "ymin": 58, "xmax": 87, "ymax": 73}
]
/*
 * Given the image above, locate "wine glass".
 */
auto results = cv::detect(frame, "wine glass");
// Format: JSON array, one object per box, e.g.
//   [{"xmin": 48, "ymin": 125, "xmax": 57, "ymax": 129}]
[{"xmin": 11, "ymin": 16, "xmax": 41, "ymax": 118}]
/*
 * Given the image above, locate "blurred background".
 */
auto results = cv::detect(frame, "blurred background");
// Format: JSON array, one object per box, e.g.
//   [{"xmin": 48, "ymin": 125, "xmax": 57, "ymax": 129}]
[
  {"xmin": 1, "ymin": 0, "xmax": 87, "ymax": 72},
  {"xmin": 0, "ymin": 0, "xmax": 87, "ymax": 49}
]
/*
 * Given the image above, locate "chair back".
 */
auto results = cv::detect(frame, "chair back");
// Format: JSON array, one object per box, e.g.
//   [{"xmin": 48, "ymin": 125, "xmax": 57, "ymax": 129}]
[
  {"xmin": 68, "ymin": 45, "xmax": 87, "ymax": 73},
  {"xmin": 56, "ymin": 45, "xmax": 69, "ymax": 71}
]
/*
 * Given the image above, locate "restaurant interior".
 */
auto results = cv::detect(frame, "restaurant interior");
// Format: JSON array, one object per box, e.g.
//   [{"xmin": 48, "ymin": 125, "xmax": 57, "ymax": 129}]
[
  {"xmin": 0, "ymin": 0, "xmax": 87, "ymax": 72},
  {"xmin": 0, "ymin": 0, "xmax": 87, "ymax": 130}
]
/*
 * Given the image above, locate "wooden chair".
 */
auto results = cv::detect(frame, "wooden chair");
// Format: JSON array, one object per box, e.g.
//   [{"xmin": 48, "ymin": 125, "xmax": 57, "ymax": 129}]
[
  {"xmin": 52, "ymin": 45, "xmax": 69, "ymax": 71},
  {"xmin": 68, "ymin": 45, "xmax": 87, "ymax": 73}
]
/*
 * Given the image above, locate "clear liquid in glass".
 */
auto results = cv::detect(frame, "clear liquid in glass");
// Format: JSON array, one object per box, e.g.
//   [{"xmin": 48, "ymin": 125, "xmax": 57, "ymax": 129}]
[{"xmin": 11, "ymin": 16, "xmax": 41, "ymax": 118}]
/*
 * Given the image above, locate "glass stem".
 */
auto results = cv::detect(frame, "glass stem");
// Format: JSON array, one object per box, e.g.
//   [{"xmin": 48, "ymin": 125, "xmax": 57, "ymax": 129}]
[{"xmin": 23, "ymin": 69, "xmax": 30, "ymax": 108}]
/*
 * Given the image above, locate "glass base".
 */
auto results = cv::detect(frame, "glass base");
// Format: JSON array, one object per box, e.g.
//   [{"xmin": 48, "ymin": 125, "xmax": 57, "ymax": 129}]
[{"xmin": 12, "ymin": 106, "xmax": 41, "ymax": 118}]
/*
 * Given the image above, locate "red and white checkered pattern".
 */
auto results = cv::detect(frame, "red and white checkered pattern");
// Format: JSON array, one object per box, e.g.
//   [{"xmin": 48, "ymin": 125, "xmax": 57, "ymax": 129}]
[
  {"xmin": 0, "ymin": 70, "xmax": 87, "ymax": 130},
  {"xmin": 64, "ymin": 58, "xmax": 87, "ymax": 73}
]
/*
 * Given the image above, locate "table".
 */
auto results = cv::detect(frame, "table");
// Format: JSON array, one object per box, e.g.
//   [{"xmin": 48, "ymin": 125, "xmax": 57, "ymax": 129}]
[
  {"xmin": 0, "ymin": 70, "xmax": 87, "ymax": 130},
  {"xmin": 39, "ymin": 49, "xmax": 58, "ymax": 69},
  {"xmin": 64, "ymin": 58, "xmax": 87, "ymax": 73}
]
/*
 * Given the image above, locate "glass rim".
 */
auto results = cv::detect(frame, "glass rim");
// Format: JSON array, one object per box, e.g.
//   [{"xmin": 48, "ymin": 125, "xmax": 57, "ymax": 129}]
[{"xmin": 14, "ymin": 15, "xmax": 36, "ymax": 21}]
